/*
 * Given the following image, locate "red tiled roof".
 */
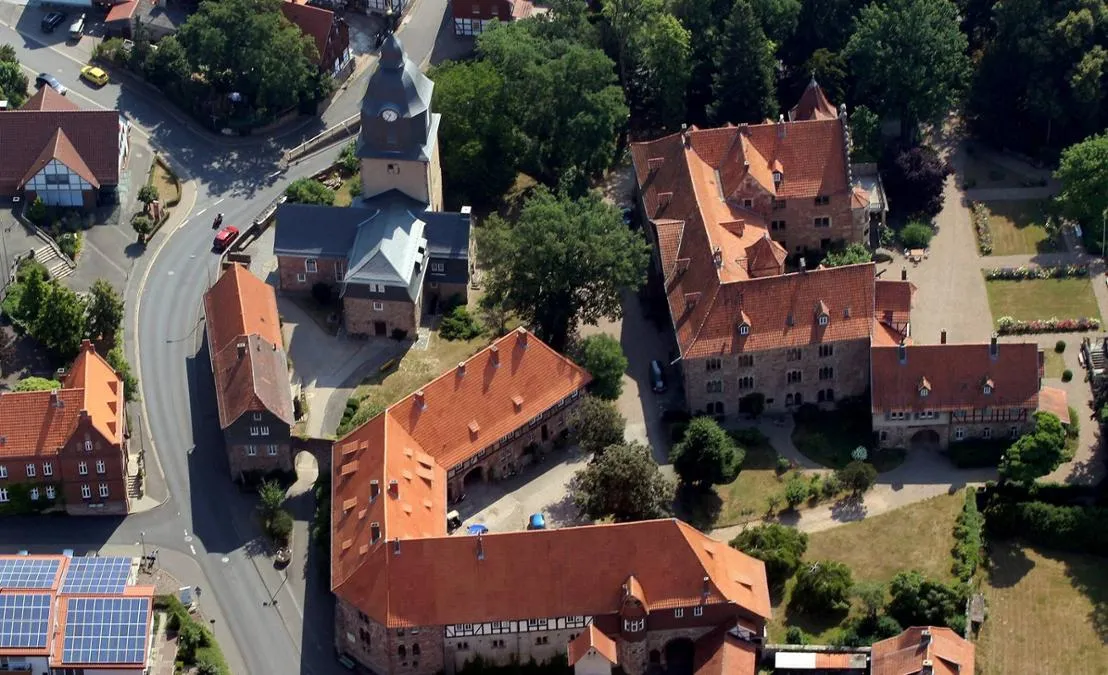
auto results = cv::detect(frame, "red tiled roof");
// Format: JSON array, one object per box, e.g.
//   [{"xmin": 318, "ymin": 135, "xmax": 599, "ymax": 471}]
[
  {"xmin": 871, "ymin": 343, "xmax": 1041, "ymax": 413},
  {"xmin": 21, "ymin": 86, "xmax": 79, "ymax": 112},
  {"xmin": 871, "ymin": 626, "xmax": 975, "ymax": 675},
  {"xmin": 203, "ymin": 265, "xmax": 293, "ymax": 428},
  {"xmin": 0, "ymin": 110, "xmax": 121, "ymax": 195},
  {"xmin": 1038, "ymin": 386, "xmax": 1069, "ymax": 422},
  {"xmin": 737, "ymin": 119, "xmax": 848, "ymax": 198},
  {"xmin": 567, "ymin": 625, "xmax": 618, "ymax": 666},
  {"xmin": 876, "ymin": 279, "xmax": 913, "ymax": 325},
  {"xmin": 20, "ymin": 128, "xmax": 101, "ymax": 189},
  {"xmin": 0, "ymin": 341, "xmax": 123, "ymax": 457},
  {"xmin": 790, "ymin": 78, "xmax": 839, "ymax": 122},
  {"xmin": 105, "ymin": 0, "xmax": 139, "ymax": 22},
  {"xmin": 280, "ymin": 0, "xmax": 334, "ymax": 66},
  {"xmin": 693, "ymin": 625, "xmax": 758, "ymax": 675}
]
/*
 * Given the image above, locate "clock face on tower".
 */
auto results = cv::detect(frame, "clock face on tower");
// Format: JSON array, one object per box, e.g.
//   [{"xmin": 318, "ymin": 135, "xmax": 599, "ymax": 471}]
[{"xmin": 381, "ymin": 108, "xmax": 399, "ymax": 122}]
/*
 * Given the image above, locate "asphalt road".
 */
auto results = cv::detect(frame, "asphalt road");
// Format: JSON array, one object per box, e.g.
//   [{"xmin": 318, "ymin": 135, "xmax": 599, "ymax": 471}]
[{"xmin": 0, "ymin": 0, "xmax": 450, "ymax": 671}]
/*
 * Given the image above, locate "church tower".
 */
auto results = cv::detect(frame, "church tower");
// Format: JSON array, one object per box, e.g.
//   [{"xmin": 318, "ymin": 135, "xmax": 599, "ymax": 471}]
[{"xmin": 356, "ymin": 33, "xmax": 443, "ymax": 210}]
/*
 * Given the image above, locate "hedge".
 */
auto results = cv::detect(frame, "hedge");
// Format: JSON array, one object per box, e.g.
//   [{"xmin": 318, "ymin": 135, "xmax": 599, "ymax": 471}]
[
  {"xmin": 984, "ymin": 265, "xmax": 1089, "ymax": 280},
  {"xmin": 951, "ymin": 489, "xmax": 984, "ymax": 582},
  {"xmin": 946, "ymin": 439, "xmax": 1008, "ymax": 468},
  {"xmin": 983, "ymin": 500, "xmax": 1108, "ymax": 556},
  {"xmin": 996, "ymin": 316, "xmax": 1100, "ymax": 335}
]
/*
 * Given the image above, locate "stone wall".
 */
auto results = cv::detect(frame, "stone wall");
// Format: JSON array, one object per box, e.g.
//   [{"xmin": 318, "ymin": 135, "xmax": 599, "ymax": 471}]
[
  {"xmin": 335, "ymin": 598, "xmax": 390, "ymax": 673},
  {"xmin": 276, "ymin": 254, "xmax": 345, "ymax": 294},
  {"xmin": 225, "ymin": 441, "xmax": 293, "ymax": 479},
  {"xmin": 343, "ymin": 295, "xmax": 418, "ymax": 338}
]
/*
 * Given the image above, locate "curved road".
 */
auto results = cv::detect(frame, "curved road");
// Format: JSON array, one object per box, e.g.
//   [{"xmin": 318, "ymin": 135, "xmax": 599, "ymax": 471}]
[{"xmin": 0, "ymin": 1, "xmax": 450, "ymax": 672}]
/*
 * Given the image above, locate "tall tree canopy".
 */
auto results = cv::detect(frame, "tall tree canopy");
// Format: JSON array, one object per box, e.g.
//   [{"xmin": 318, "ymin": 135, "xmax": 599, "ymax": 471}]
[
  {"xmin": 570, "ymin": 441, "xmax": 675, "ymax": 522},
  {"xmin": 573, "ymin": 334, "xmax": 629, "ymax": 400},
  {"xmin": 85, "ymin": 279, "xmax": 125, "ymax": 345},
  {"xmin": 1054, "ymin": 132, "xmax": 1108, "ymax": 253},
  {"xmin": 999, "ymin": 411, "xmax": 1071, "ymax": 485},
  {"xmin": 670, "ymin": 416, "xmax": 743, "ymax": 487},
  {"xmin": 845, "ymin": 0, "xmax": 971, "ymax": 141},
  {"xmin": 711, "ymin": 0, "xmax": 778, "ymax": 124},
  {"xmin": 0, "ymin": 43, "xmax": 28, "ymax": 109},
  {"xmin": 477, "ymin": 188, "xmax": 648, "ymax": 351}
]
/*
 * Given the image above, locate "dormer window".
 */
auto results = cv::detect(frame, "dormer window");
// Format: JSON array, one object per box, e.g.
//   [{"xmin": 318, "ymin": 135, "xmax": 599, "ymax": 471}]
[
  {"xmin": 918, "ymin": 377, "xmax": 931, "ymax": 397},
  {"xmin": 983, "ymin": 378, "xmax": 994, "ymax": 395},
  {"xmin": 817, "ymin": 314, "xmax": 829, "ymax": 327},
  {"xmin": 773, "ymin": 171, "xmax": 782, "ymax": 185},
  {"xmin": 738, "ymin": 322, "xmax": 750, "ymax": 336}
]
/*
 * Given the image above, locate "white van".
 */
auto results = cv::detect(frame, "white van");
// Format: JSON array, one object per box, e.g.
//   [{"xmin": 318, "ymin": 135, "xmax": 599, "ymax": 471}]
[{"xmin": 68, "ymin": 14, "xmax": 85, "ymax": 40}]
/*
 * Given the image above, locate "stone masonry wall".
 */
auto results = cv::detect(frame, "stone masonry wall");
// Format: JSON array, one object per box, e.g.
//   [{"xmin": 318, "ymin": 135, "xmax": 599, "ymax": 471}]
[
  {"xmin": 277, "ymin": 255, "xmax": 345, "ymax": 294},
  {"xmin": 343, "ymin": 295, "xmax": 418, "ymax": 338},
  {"xmin": 225, "ymin": 441, "xmax": 293, "ymax": 479}
]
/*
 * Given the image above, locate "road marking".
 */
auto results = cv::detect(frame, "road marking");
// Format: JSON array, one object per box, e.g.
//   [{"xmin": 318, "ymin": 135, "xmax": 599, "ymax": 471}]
[
  {"xmin": 189, "ymin": 544, "xmax": 196, "ymax": 555},
  {"xmin": 221, "ymin": 556, "xmax": 229, "ymax": 563},
  {"xmin": 196, "ymin": 208, "xmax": 207, "ymax": 217},
  {"xmin": 213, "ymin": 198, "xmax": 224, "ymax": 206}
]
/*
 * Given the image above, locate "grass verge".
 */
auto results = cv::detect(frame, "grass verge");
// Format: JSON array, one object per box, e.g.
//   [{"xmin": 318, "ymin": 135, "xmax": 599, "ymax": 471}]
[
  {"xmin": 984, "ymin": 200, "xmax": 1056, "ymax": 256},
  {"xmin": 792, "ymin": 406, "xmax": 906, "ymax": 472},
  {"xmin": 985, "ymin": 278, "xmax": 1102, "ymax": 325},
  {"xmin": 678, "ymin": 439, "xmax": 782, "ymax": 529}
]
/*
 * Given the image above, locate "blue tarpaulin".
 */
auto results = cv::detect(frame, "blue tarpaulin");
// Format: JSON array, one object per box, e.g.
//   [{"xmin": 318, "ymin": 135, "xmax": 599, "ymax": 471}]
[
  {"xmin": 467, "ymin": 524, "xmax": 488, "ymax": 535},
  {"xmin": 528, "ymin": 513, "xmax": 546, "ymax": 530}
]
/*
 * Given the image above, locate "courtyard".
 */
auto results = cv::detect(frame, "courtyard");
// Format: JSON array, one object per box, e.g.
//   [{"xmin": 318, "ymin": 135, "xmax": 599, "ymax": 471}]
[{"xmin": 984, "ymin": 277, "xmax": 1102, "ymax": 325}]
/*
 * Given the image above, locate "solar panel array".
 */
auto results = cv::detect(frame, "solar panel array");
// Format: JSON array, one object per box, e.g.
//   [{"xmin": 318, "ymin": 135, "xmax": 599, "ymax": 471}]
[
  {"xmin": 0, "ymin": 594, "xmax": 51, "ymax": 649},
  {"xmin": 62, "ymin": 597, "xmax": 150, "ymax": 665},
  {"xmin": 0, "ymin": 558, "xmax": 61, "ymax": 589},
  {"xmin": 60, "ymin": 557, "xmax": 132, "ymax": 595}
]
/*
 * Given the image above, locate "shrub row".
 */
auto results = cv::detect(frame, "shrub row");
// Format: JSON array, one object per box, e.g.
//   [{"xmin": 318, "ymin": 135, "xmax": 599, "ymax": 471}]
[
  {"xmin": 996, "ymin": 316, "xmax": 1100, "ymax": 335},
  {"xmin": 984, "ymin": 500, "xmax": 1108, "ymax": 556},
  {"xmin": 951, "ymin": 489, "xmax": 984, "ymax": 582},
  {"xmin": 971, "ymin": 202, "xmax": 993, "ymax": 255},
  {"xmin": 984, "ymin": 264, "xmax": 1089, "ymax": 280}
]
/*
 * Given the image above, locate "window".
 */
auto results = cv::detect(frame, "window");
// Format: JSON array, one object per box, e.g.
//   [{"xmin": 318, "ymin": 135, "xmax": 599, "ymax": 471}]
[
  {"xmin": 45, "ymin": 173, "xmax": 71, "ymax": 185},
  {"xmin": 693, "ymin": 606, "xmax": 704, "ymax": 617},
  {"xmin": 983, "ymin": 427, "xmax": 992, "ymax": 439},
  {"xmin": 43, "ymin": 462, "xmax": 53, "ymax": 477},
  {"xmin": 267, "ymin": 444, "xmax": 278, "ymax": 456},
  {"xmin": 771, "ymin": 220, "xmax": 786, "ymax": 231},
  {"xmin": 819, "ymin": 344, "xmax": 833, "ymax": 358},
  {"xmin": 78, "ymin": 461, "xmax": 88, "ymax": 475},
  {"xmin": 305, "ymin": 258, "xmax": 318, "ymax": 273},
  {"xmin": 387, "ymin": 163, "xmax": 401, "ymax": 175},
  {"xmin": 96, "ymin": 460, "xmax": 106, "ymax": 474},
  {"xmin": 297, "ymin": 273, "xmax": 307, "ymax": 283},
  {"xmin": 817, "ymin": 314, "xmax": 829, "ymax": 327},
  {"xmin": 814, "ymin": 217, "xmax": 831, "ymax": 228},
  {"xmin": 84, "ymin": 440, "xmax": 92, "ymax": 452},
  {"xmin": 954, "ymin": 427, "xmax": 966, "ymax": 441},
  {"xmin": 742, "ymin": 198, "xmax": 753, "ymax": 208},
  {"xmin": 786, "ymin": 394, "xmax": 794, "ymax": 406},
  {"xmin": 0, "ymin": 465, "xmax": 5, "ymax": 478},
  {"xmin": 706, "ymin": 358, "xmax": 722, "ymax": 371},
  {"xmin": 818, "ymin": 366, "xmax": 834, "ymax": 381},
  {"xmin": 431, "ymin": 262, "xmax": 445, "ymax": 273},
  {"xmin": 824, "ymin": 389, "xmax": 835, "ymax": 402},
  {"xmin": 786, "ymin": 370, "xmax": 802, "ymax": 384},
  {"xmin": 46, "ymin": 486, "xmax": 56, "ymax": 500},
  {"xmin": 888, "ymin": 411, "xmax": 906, "ymax": 421},
  {"xmin": 674, "ymin": 608, "xmax": 684, "ymax": 618},
  {"xmin": 738, "ymin": 376, "xmax": 754, "ymax": 390},
  {"xmin": 1009, "ymin": 426, "xmax": 1019, "ymax": 439},
  {"xmin": 99, "ymin": 484, "xmax": 109, "ymax": 498},
  {"xmin": 706, "ymin": 380, "xmax": 723, "ymax": 394},
  {"xmin": 368, "ymin": 282, "xmax": 385, "ymax": 293},
  {"xmin": 534, "ymin": 636, "xmax": 549, "ymax": 645},
  {"xmin": 0, "ymin": 488, "xmax": 7, "ymax": 503},
  {"xmin": 773, "ymin": 199, "xmax": 786, "ymax": 210},
  {"xmin": 738, "ymin": 355, "xmax": 754, "ymax": 368},
  {"xmin": 250, "ymin": 426, "xmax": 260, "ymax": 436},
  {"xmin": 412, "ymin": 644, "xmax": 421, "ymax": 656},
  {"xmin": 773, "ymin": 170, "xmax": 782, "ymax": 185},
  {"xmin": 246, "ymin": 445, "xmax": 257, "ymax": 456},
  {"xmin": 623, "ymin": 619, "xmax": 645, "ymax": 632},
  {"xmin": 81, "ymin": 484, "xmax": 92, "ymax": 499},
  {"xmin": 253, "ymin": 412, "xmax": 263, "ymax": 421},
  {"xmin": 880, "ymin": 430, "xmax": 888, "ymax": 442},
  {"xmin": 786, "ymin": 348, "xmax": 802, "ymax": 361},
  {"xmin": 738, "ymin": 323, "xmax": 750, "ymax": 336},
  {"xmin": 983, "ymin": 385, "xmax": 993, "ymax": 395},
  {"xmin": 30, "ymin": 488, "xmax": 39, "ymax": 501},
  {"xmin": 398, "ymin": 645, "xmax": 406, "ymax": 659},
  {"xmin": 373, "ymin": 302, "xmax": 385, "ymax": 311},
  {"xmin": 26, "ymin": 463, "xmax": 35, "ymax": 478},
  {"xmin": 919, "ymin": 411, "xmax": 935, "ymax": 419},
  {"xmin": 814, "ymin": 195, "xmax": 830, "ymax": 206},
  {"xmin": 920, "ymin": 387, "xmax": 931, "ymax": 398},
  {"xmin": 335, "ymin": 265, "xmax": 345, "ymax": 282}
]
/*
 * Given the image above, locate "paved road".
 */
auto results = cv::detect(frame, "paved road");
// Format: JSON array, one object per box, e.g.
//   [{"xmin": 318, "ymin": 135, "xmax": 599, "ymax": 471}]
[{"xmin": 0, "ymin": 0, "xmax": 452, "ymax": 670}]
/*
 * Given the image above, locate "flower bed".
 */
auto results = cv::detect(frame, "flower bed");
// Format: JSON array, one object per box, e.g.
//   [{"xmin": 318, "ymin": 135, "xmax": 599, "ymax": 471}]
[
  {"xmin": 972, "ymin": 202, "xmax": 993, "ymax": 255},
  {"xmin": 996, "ymin": 316, "xmax": 1100, "ymax": 335},
  {"xmin": 985, "ymin": 265, "xmax": 1089, "ymax": 280}
]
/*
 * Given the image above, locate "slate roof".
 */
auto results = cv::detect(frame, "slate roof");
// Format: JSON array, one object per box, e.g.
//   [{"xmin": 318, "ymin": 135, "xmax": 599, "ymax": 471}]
[
  {"xmin": 357, "ymin": 33, "xmax": 437, "ymax": 162},
  {"xmin": 0, "ymin": 108, "xmax": 122, "ymax": 195},
  {"xmin": 274, "ymin": 203, "xmax": 367, "ymax": 257},
  {"xmin": 346, "ymin": 197, "xmax": 429, "ymax": 292}
]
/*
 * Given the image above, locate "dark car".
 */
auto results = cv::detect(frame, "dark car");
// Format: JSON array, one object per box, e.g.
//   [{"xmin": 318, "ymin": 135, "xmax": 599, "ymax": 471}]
[
  {"xmin": 41, "ymin": 11, "xmax": 67, "ymax": 33},
  {"xmin": 649, "ymin": 359, "xmax": 667, "ymax": 393},
  {"xmin": 34, "ymin": 73, "xmax": 67, "ymax": 96}
]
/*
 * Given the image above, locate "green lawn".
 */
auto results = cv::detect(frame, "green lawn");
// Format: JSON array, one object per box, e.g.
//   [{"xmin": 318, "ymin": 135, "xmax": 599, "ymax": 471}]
[
  {"xmin": 1043, "ymin": 348, "xmax": 1066, "ymax": 379},
  {"xmin": 768, "ymin": 492, "xmax": 964, "ymax": 642},
  {"xmin": 984, "ymin": 200, "xmax": 1057, "ymax": 255},
  {"xmin": 977, "ymin": 541, "xmax": 1108, "ymax": 675},
  {"xmin": 679, "ymin": 440, "xmax": 784, "ymax": 529},
  {"xmin": 985, "ymin": 278, "xmax": 1102, "ymax": 324},
  {"xmin": 333, "ymin": 174, "xmax": 361, "ymax": 207},
  {"xmin": 792, "ymin": 406, "xmax": 906, "ymax": 472}
]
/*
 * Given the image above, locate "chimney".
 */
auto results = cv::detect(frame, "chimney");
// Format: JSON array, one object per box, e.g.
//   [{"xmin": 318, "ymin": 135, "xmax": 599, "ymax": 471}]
[
  {"xmin": 777, "ymin": 114, "xmax": 786, "ymax": 138},
  {"xmin": 50, "ymin": 389, "xmax": 61, "ymax": 408},
  {"xmin": 460, "ymin": 205, "xmax": 472, "ymax": 227},
  {"xmin": 393, "ymin": 537, "xmax": 401, "ymax": 556},
  {"xmin": 457, "ymin": 362, "xmax": 466, "ymax": 377},
  {"xmin": 990, "ymin": 333, "xmax": 999, "ymax": 359},
  {"xmin": 388, "ymin": 479, "xmax": 399, "ymax": 498},
  {"xmin": 80, "ymin": 338, "xmax": 93, "ymax": 352},
  {"xmin": 701, "ymin": 575, "xmax": 710, "ymax": 599},
  {"xmin": 369, "ymin": 480, "xmax": 380, "ymax": 501},
  {"xmin": 371, "ymin": 522, "xmax": 381, "ymax": 543},
  {"xmin": 517, "ymin": 326, "xmax": 528, "ymax": 348},
  {"xmin": 272, "ymin": 342, "xmax": 277, "ymax": 351},
  {"xmin": 414, "ymin": 390, "xmax": 427, "ymax": 410},
  {"xmin": 940, "ymin": 330, "xmax": 947, "ymax": 345},
  {"xmin": 799, "ymin": 257, "xmax": 807, "ymax": 272},
  {"xmin": 237, "ymin": 342, "xmax": 247, "ymax": 358},
  {"xmin": 490, "ymin": 345, "xmax": 500, "ymax": 367},
  {"xmin": 898, "ymin": 340, "xmax": 907, "ymax": 364},
  {"xmin": 921, "ymin": 659, "xmax": 933, "ymax": 675},
  {"xmin": 476, "ymin": 533, "xmax": 485, "ymax": 561},
  {"xmin": 921, "ymin": 628, "xmax": 932, "ymax": 645},
  {"xmin": 901, "ymin": 267, "xmax": 908, "ymax": 281},
  {"xmin": 681, "ymin": 123, "xmax": 689, "ymax": 147},
  {"xmin": 712, "ymin": 247, "xmax": 723, "ymax": 269}
]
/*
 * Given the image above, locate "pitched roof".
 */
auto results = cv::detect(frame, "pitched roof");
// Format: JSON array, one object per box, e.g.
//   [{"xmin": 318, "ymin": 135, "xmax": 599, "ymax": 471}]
[
  {"xmin": 871, "ymin": 343, "xmax": 1042, "ymax": 413},
  {"xmin": 280, "ymin": 0, "xmax": 334, "ymax": 66},
  {"xmin": 0, "ymin": 109, "xmax": 121, "ymax": 195},
  {"xmin": 789, "ymin": 78, "xmax": 839, "ymax": 122},
  {"xmin": 875, "ymin": 279, "xmax": 913, "ymax": 325},
  {"xmin": 693, "ymin": 625, "xmax": 758, "ymax": 675},
  {"xmin": 21, "ymin": 86, "xmax": 79, "ymax": 112},
  {"xmin": 105, "ymin": 0, "xmax": 139, "ymax": 22},
  {"xmin": 20, "ymin": 129, "xmax": 101, "ymax": 189},
  {"xmin": 203, "ymin": 265, "xmax": 294, "ymax": 428},
  {"xmin": 1038, "ymin": 386, "xmax": 1069, "ymax": 422},
  {"xmin": 567, "ymin": 625, "xmax": 618, "ymax": 666},
  {"xmin": 871, "ymin": 626, "xmax": 975, "ymax": 675},
  {"xmin": 0, "ymin": 341, "xmax": 123, "ymax": 458}
]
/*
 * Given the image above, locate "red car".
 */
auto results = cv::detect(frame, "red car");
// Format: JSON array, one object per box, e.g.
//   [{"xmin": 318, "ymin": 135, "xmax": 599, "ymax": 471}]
[{"xmin": 213, "ymin": 225, "xmax": 239, "ymax": 251}]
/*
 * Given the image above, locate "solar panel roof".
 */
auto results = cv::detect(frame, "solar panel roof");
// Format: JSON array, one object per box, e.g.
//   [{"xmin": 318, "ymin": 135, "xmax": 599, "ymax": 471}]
[
  {"xmin": 60, "ymin": 557, "xmax": 132, "ymax": 595},
  {"xmin": 62, "ymin": 597, "xmax": 150, "ymax": 665},
  {"xmin": 0, "ymin": 558, "xmax": 61, "ymax": 590},
  {"xmin": 0, "ymin": 593, "xmax": 51, "ymax": 649}
]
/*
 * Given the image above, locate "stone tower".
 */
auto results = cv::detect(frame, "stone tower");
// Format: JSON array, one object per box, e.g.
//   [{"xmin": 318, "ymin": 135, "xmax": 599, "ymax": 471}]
[{"xmin": 356, "ymin": 32, "xmax": 443, "ymax": 210}]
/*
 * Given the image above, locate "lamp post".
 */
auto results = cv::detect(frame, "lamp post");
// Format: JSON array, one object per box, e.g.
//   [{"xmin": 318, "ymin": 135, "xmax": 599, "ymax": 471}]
[{"xmin": 140, "ymin": 531, "xmax": 146, "ymax": 559}]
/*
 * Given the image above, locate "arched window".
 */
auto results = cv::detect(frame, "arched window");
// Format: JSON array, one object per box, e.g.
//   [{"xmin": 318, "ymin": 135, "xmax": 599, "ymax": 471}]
[
  {"xmin": 398, "ymin": 645, "xmax": 406, "ymax": 659},
  {"xmin": 412, "ymin": 644, "xmax": 421, "ymax": 656}
]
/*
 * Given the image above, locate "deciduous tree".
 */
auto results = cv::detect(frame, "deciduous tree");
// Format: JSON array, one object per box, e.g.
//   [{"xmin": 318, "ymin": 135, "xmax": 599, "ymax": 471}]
[
  {"xmin": 792, "ymin": 560, "xmax": 854, "ymax": 613},
  {"xmin": 570, "ymin": 441, "xmax": 674, "ymax": 522},
  {"xmin": 849, "ymin": 104, "xmax": 882, "ymax": 162},
  {"xmin": 284, "ymin": 178, "xmax": 335, "ymax": 205},
  {"xmin": 106, "ymin": 346, "xmax": 140, "ymax": 403},
  {"xmin": 670, "ymin": 417, "xmax": 743, "ymax": 487},
  {"xmin": 0, "ymin": 60, "xmax": 28, "ymax": 109},
  {"xmin": 571, "ymin": 395, "xmax": 626, "ymax": 456},
  {"xmin": 35, "ymin": 282, "xmax": 88, "ymax": 360},
  {"xmin": 143, "ymin": 36, "xmax": 190, "ymax": 87},
  {"xmin": 15, "ymin": 377, "xmax": 62, "ymax": 392},
  {"xmin": 835, "ymin": 460, "xmax": 878, "ymax": 494},
  {"xmin": 822, "ymin": 243, "xmax": 871, "ymax": 267},
  {"xmin": 886, "ymin": 570, "xmax": 966, "ymax": 631},
  {"xmin": 879, "ymin": 144, "xmax": 951, "ymax": 219},
  {"xmin": 999, "ymin": 411, "xmax": 1071, "ymax": 485},
  {"xmin": 85, "ymin": 279, "xmax": 125, "ymax": 344},
  {"xmin": 1055, "ymin": 133, "xmax": 1108, "ymax": 253},
  {"xmin": 573, "ymin": 334, "xmax": 628, "ymax": 400},
  {"xmin": 730, "ymin": 523, "xmax": 809, "ymax": 588},
  {"xmin": 711, "ymin": 0, "xmax": 778, "ymax": 124},
  {"xmin": 477, "ymin": 188, "xmax": 648, "ymax": 351}
]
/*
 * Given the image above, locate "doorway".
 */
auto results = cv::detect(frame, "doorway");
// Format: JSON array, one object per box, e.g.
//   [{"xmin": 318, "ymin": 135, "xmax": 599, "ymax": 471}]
[{"xmin": 374, "ymin": 321, "xmax": 387, "ymax": 336}]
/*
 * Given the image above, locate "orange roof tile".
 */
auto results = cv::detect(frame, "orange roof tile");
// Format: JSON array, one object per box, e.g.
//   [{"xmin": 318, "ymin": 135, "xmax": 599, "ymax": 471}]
[
  {"xmin": 871, "ymin": 343, "xmax": 1041, "ymax": 413},
  {"xmin": 19, "ymin": 128, "xmax": 101, "ymax": 189},
  {"xmin": 203, "ymin": 264, "xmax": 283, "ymax": 351},
  {"xmin": 789, "ymin": 78, "xmax": 839, "ymax": 122},
  {"xmin": 873, "ymin": 320, "xmax": 911, "ymax": 347},
  {"xmin": 0, "ymin": 109, "xmax": 122, "ymax": 195},
  {"xmin": 568, "ymin": 625, "xmax": 618, "ymax": 666},
  {"xmin": 876, "ymin": 279, "xmax": 913, "ymax": 325},
  {"xmin": 105, "ymin": 0, "xmax": 139, "ymax": 22},
  {"xmin": 280, "ymin": 0, "xmax": 334, "ymax": 66},
  {"xmin": 21, "ymin": 86, "xmax": 80, "ymax": 112},
  {"xmin": 693, "ymin": 625, "xmax": 758, "ymax": 675},
  {"xmin": 871, "ymin": 626, "xmax": 975, "ymax": 675},
  {"xmin": 64, "ymin": 339, "xmax": 125, "ymax": 444},
  {"xmin": 1038, "ymin": 386, "xmax": 1069, "ymax": 422}
]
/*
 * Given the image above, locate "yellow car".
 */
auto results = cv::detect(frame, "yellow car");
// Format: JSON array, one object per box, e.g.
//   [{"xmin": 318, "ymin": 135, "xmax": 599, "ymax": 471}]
[{"xmin": 79, "ymin": 65, "xmax": 108, "ymax": 86}]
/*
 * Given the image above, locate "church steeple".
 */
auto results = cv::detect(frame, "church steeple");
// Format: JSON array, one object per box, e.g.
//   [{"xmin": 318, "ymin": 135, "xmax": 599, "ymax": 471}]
[{"xmin": 357, "ymin": 32, "xmax": 436, "ymax": 161}]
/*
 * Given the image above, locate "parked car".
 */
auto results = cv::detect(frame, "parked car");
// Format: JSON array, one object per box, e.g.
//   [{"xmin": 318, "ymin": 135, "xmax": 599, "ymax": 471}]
[
  {"xmin": 213, "ymin": 225, "xmax": 239, "ymax": 251},
  {"xmin": 68, "ymin": 13, "xmax": 85, "ymax": 39},
  {"xmin": 649, "ymin": 359, "xmax": 667, "ymax": 393},
  {"xmin": 41, "ymin": 11, "xmax": 67, "ymax": 33},
  {"xmin": 79, "ymin": 65, "xmax": 108, "ymax": 87},
  {"xmin": 34, "ymin": 73, "xmax": 67, "ymax": 96}
]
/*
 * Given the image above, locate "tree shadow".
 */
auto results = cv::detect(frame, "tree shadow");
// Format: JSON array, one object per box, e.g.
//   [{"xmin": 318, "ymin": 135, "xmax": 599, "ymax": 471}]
[
  {"xmin": 1058, "ymin": 550, "xmax": 1108, "ymax": 643},
  {"xmin": 985, "ymin": 539, "xmax": 1035, "ymax": 589},
  {"xmin": 124, "ymin": 241, "xmax": 147, "ymax": 259},
  {"xmin": 782, "ymin": 601, "xmax": 849, "ymax": 639},
  {"xmin": 829, "ymin": 494, "xmax": 867, "ymax": 523},
  {"xmin": 673, "ymin": 483, "xmax": 721, "ymax": 533},
  {"xmin": 0, "ymin": 323, "xmax": 57, "ymax": 385}
]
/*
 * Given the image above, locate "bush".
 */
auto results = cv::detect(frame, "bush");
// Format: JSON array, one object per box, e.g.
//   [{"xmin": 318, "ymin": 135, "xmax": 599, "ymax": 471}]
[
  {"xmin": 792, "ymin": 561, "xmax": 854, "ymax": 613},
  {"xmin": 951, "ymin": 489, "xmax": 984, "ymax": 582},
  {"xmin": 730, "ymin": 523, "xmax": 808, "ymax": 589},
  {"xmin": 1055, "ymin": 340, "xmax": 1067, "ymax": 353},
  {"xmin": 996, "ymin": 315, "xmax": 1100, "ymax": 335},
  {"xmin": 1062, "ymin": 369, "xmax": 1073, "ymax": 382},
  {"xmin": 177, "ymin": 622, "xmax": 208, "ymax": 661},
  {"xmin": 984, "ymin": 500, "xmax": 1108, "ymax": 556},
  {"xmin": 670, "ymin": 417, "xmax": 744, "ymax": 487},
  {"xmin": 266, "ymin": 508, "xmax": 294, "ymax": 543},
  {"xmin": 1066, "ymin": 405, "xmax": 1079, "ymax": 440},
  {"xmin": 835, "ymin": 461, "xmax": 878, "ymax": 494},
  {"xmin": 985, "ymin": 264, "xmax": 1088, "ymax": 280},
  {"xmin": 886, "ymin": 570, "xmax": 966, "ymax": 631},
  {"xmin": 57, "ymin": 232, "xmax": 81, "ymax": 260},
  {"xmin": 26, "ymin": 197, "xmax": 47, "ymax": 226},
  {"xmin": 14, "ymin": 377, "xmax": 62, "ymax": 392},
  {"xmin": 971, "ymin": 202, "xmax": 993, "ymax": 255},
  {"xmin": 338, "ymin": 141, "xmax": 359, "ymax": 173},
  {"xmin": 785, "ymin": 626, "xmax": 810, "ymax": 645},
  {"xmin": 439, "ymin": 306, "xmax": 482, "ymax": 341},
  {"xmin": 900, "ymin": 221, "xmax": 935, "ymax": 249},
  {"xmin": 821, "ymin": 474, "xmax": 843, "ymax": 499},
  {"xmin": 775, "ymin": 456, "xmax": 792, "ymax": 475},
  {"xmin": 284, "ymin": 178, "xmax": 336, "ymax": 205},
  {"xmin": 729, "ymin": 427, "xmax": 768, "ymax": 446},
  {"xmin": 572, "ymin": 334, "xmax": 628, "ymax": 400},
  {"xmin": 784, "ymin": 475, "xmax": 809, "ymax": 509},
  {"xmin": 571, "ymin": 395, "xmax": 626, "ymax": 456},
  {"xmin": 311, "ymin": 282, "xmax": 332, "ymax": 306}
]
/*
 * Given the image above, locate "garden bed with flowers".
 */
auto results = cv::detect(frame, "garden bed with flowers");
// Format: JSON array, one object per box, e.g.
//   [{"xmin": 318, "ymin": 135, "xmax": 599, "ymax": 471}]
[
  {"xmin": 984, "ymin": 264, "xmax": 1089, "ymax": 280},
  {"xmin": 986, "ymin": 273, "xmax": 1102, "ymax": 334},
  {"xmin": 996, "ymin": 316, "xmax": 1101, "ymax": 335}
]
